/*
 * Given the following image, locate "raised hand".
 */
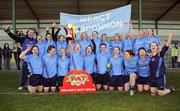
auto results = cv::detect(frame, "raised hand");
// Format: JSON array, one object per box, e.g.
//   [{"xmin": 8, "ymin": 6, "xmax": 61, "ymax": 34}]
[
  {"xmin": 59, "ymin": 24, "xmax": 64, "ymax": 29},
  {"xmin": 166, "ymin": 32, "xmax": 175, "ymax": 47},
  {"xmin": 26, "ymin": 46, "xmax": 32, "ymax": 51},
  {"xmin": 4, "ymin": 25, "xmax": 10, "ymax": 32},
  {"xmin": 52, "ymin": 22, "xmax": 56, "ymax": 28},
  {"xmin": 46, "ymin": 26, "xmax": 49, "ymax": 31}
]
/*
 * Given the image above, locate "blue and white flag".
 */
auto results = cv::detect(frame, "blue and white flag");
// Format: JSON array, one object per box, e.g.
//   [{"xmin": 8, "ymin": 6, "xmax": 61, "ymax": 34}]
[{"xmin": 60, "ymin": 4, "xmax": 131, "ymax": 37}]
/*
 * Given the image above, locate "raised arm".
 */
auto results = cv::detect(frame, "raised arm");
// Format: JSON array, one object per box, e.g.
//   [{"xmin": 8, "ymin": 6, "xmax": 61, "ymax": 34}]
[
  {"xmin": 19, "ymin": 46, "xmax": 32, "ymax": 60},
  {"xmin": 166, "ymin": 32, "xmax": 174, "ymax": 47},
  {"xmin": 4, "ymin": 25, "xmax": 25, "ymax": 43},
  {"xmin": 160, "ymin": 32, "xmax": 174, "ymax": 57},
  {"xmin": 46, "ymin": 26, "xmax": 50, "ymax": 34}
]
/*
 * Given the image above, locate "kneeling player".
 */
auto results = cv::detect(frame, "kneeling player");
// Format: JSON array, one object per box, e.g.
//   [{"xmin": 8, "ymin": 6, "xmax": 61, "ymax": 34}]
[
  {"xmin": 83, "ymin": 45, "xmax": 96, "ymax": 84},
  {"xmin": 124, "ymin": 50, "xmax": 138, "ymax": 96},
  {"xmin": 109, "ymin": 47, "xmax": 124, "ymax": 91},
  {"xmin": 96, "ymin": 43, "xmax": 110, "ymax": 90},
  {"xmin": 137, "ymin": 47, "xmax": 151, "ymax": 92},
  {"xmin": 57, "ymin": 48, "xmax": 70, "ymax": 87},
  {"xmin": 149, "ymin": 32, "xmax": 175, "ymax": 96},
  {"xmin": 42, "ymin": 45, "xmax": 57, "ymax": 93},
  {"xmin": 19, "ymin": 46, "xmax": 43, "ymax": 93}
]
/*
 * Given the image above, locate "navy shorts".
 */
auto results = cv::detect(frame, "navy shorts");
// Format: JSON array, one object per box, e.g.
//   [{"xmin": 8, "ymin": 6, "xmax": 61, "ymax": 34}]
[
  {"xmin": 96, "ymin": 72, "xmax": 109, "ymax": 85},
  {"xmin": 150, "ymin": 76, "xmax": 165, "ymax": 90},
  {"xmin": 43, "ymin": 76, "xmax": 57, "ymax": 87},
  {"xmin": 137, "ymin": 76, "xmax": 150, "ymax": 85},
  {"xmin": 124, "ymin": 75, "xmax": 130, "ymax": 84},
  {"xmin": 109, "ymin": 75, "xmax": 124, "ymax": 87},
  {"xmin": 90, "ymin": 73, "xmax": 96, "ymax": 83},
  {"xmin": 29, "ymin": 74, "xmax": 43, "ymax": 86},
  {"xmin": 57, "ymin": 76, "xmax": 64, "ymax": 86}
]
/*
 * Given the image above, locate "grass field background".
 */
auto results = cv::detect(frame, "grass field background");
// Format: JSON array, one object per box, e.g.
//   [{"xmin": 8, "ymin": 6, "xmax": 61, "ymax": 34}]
[{"xmin": 0, "ymin": 70, "xmax": 180, "ymax": 111}]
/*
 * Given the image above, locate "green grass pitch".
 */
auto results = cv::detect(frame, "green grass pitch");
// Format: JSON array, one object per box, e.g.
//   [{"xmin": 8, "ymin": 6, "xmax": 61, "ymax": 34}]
[{"xmin": 0, "ymin": 70, "xmax": 180, "ymax": 111}]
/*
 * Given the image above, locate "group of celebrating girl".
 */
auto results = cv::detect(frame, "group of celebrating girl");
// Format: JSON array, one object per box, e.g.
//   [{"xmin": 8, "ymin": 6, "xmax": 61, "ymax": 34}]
[{"xmin": 4, "ymin": 23, "xmax": 175, "ymax": 96}]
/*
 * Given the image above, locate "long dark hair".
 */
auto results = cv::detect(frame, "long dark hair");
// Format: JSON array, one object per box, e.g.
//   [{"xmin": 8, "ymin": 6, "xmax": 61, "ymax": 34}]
[{"xmin": 3, "ymin": 43, "xmax": 10, "ymax": 49}]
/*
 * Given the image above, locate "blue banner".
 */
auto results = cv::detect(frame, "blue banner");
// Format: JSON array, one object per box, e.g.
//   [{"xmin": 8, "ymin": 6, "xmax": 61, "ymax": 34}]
[{"xmin": 60, "ymin": 4, "xmax": 131, "ymax": 37}]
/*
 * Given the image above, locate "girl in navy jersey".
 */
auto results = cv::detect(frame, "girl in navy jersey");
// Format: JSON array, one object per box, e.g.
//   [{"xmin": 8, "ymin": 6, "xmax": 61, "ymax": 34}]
[{"xmin": 149, "ymin": 32, "xmax": 175, "ymax": 96}]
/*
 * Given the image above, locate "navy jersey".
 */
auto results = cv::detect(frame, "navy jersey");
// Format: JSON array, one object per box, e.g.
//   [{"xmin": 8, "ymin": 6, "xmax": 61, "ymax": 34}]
[
  {"xmin": 7, "ymin": 31, "xmax": 37, "ymax": 55},
  {"xmin": 149, "ymin": 45, "xmax": 168, "ymax": 79},
  {"xmin": 22, "ymin": 38, "xmax": 37, "ymax": 55}
]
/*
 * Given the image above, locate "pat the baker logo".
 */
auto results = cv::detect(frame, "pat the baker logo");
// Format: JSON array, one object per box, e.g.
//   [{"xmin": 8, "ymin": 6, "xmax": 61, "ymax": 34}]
[
  {"xmin": 59, "ymin": 70, "xmax": 96, "ymax": 94},
  {"xmin": 66, "ymin": 73, "xmax": 89, "ymax": 86}
]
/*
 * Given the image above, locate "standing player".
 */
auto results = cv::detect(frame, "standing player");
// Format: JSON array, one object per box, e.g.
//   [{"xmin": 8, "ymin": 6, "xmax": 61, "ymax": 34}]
[
  {"xmin": 144, "ymin": 29, "xmax": 161, "ymax": 52},
  {"xmin": 91, "ymin": 31, "xmax": 101, "ymax": 55},
  {"xmin": 110, "ymin": 33, "xmax": 123, "ymax": 54},
  {"xmin": 123, "ymin": 32, "xmax": 135, "ymax": 52},
  {"xmin": 43, "ymin": 33, "xmax": 56, "ymax": 55},
  {"xmin": 36, "ymin": 35, "xmax": 45, "ymax": 58},
  {"xmin": 4, "ymin": 26, "xmax": 37, "ymax": 90},
  {"xmin": 79, "ymin": 32, "xmax": 91, "ymax": 57},
  {"xmin": 133, "ymin": 30, "xmax": 145, "ymax": 55},
  {"xmin": 101, "ymin": 34, "xmax": 111, "ymax": 56},
  {"xmin": 56, "ymin": 35, "xmax": 67, "ymax": 56}
]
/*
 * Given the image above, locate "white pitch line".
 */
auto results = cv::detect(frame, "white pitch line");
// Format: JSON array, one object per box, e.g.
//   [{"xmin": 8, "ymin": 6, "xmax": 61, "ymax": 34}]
[{"xmin": 0, "ymin": 89, "xmax": 179, "ymax": 95}]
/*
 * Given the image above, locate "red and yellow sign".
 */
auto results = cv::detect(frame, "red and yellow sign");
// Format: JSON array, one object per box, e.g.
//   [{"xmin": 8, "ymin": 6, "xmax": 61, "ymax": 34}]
[{"xmin": 59, "ymin": 70, "xmax": 96, "ymax": 94}]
